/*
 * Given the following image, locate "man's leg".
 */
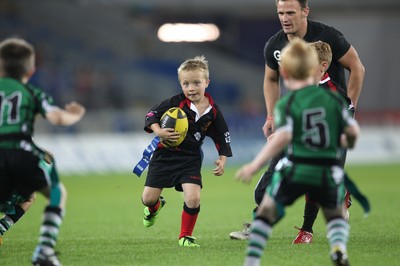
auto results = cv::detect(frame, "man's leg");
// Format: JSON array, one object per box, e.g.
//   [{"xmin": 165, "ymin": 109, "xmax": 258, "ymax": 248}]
[
  {"xmin": 230, "ymin": 153, "xmax": 283, "ymax": 240},
  {"xmin": 292, "ymin": 195, "xmax": 318, "ymax": 244}
]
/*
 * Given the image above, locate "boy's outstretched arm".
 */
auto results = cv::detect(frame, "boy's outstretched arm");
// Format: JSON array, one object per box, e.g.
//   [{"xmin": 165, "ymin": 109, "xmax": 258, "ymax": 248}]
[
  {"xmin": 235, "ymin": 130, "xmax": 291, "ymax": 183},
  {"xmin": 45, "ymin": 101, "xmax": 85, "ymax": 126}
]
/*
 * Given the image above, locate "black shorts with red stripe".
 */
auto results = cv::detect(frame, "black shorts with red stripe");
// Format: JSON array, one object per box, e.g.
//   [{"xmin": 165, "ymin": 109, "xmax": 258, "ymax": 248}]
[{"xmin": 145, "ymin": 148, "xmax": 203, "ymax": 192}]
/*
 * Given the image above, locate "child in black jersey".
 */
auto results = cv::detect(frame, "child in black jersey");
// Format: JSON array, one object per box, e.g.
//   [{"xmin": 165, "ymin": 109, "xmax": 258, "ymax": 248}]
[{"xmin": 139, "ymin": 55, "xmax": 232, "ymax": 247}]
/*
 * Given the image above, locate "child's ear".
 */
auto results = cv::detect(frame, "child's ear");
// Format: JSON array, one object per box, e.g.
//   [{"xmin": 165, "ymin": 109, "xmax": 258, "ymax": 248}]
[
  {"xmin": 280, "ymin": 68, "xmax": 288, "ymax": 79},
  {"xmin": 321, "ymin": 61, "xmax": 329, "ymax": 73},
  {"xmin": 22, "ymin": 67, "xmax": 36, "ymax": 84},
  {"xmin": 27, "ymin": 67, "xmax": 36, "ymax": 79}
]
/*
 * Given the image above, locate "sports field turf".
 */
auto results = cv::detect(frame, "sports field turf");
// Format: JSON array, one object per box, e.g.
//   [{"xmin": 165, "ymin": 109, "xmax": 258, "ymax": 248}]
[{"xmin": 1, "ymin": 163, "xmax": 399, "ymax": 265}]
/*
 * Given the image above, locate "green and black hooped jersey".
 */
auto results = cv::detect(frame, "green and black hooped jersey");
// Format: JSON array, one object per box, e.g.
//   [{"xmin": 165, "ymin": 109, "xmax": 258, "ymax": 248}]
[
  {"xmin": 274, "ymin": 85, "xmax": 356, "ymax": 163},
  {"xmin": 0, "ymin": 77, "xmax": 57, "ymax": 150}
]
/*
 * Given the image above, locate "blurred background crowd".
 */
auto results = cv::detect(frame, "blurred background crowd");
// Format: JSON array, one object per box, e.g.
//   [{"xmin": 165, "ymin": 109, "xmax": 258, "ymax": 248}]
[{"xmin": 1, "ymin": 0, "xmax": 399, "ymax": 137}]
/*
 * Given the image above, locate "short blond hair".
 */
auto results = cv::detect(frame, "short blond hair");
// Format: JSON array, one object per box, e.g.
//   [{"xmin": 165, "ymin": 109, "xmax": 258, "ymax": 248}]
[
  {"xmin": 177, "ymin": 55, "xmax": 209, "ymax": 80},
  {"xmin": 308, "ymin": 41, "xmax": 332, "ymax": 65},
  {"xmin": 280, "ymin": 38, "xmax": 318, "ymax": 80}
]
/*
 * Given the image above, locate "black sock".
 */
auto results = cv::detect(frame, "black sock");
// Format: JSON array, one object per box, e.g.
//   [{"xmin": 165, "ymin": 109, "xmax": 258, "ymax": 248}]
[
  {"xmin": 8, "ymin": 205, "xmax": 25, "ymax": 223},
  {"xmin": 302, "ymin": 202, "xmax": 319, "ymax": 233}
]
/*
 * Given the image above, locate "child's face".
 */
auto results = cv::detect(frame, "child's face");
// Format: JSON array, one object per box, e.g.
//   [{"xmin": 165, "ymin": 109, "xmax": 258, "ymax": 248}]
[
  {"xmin": 313, "ymin": 61, "xmax": 327, "ymax": 85},
  {"xmin": 179, "ymin": 70, "xmax": 210, "ymax": 103}
]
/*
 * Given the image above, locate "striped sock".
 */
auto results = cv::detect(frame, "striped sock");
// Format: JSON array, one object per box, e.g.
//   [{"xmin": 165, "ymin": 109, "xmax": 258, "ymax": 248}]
[
  {"xmin": 37, "ymin": 206, "xmax": 63, "ymax": 254},
  {"xmin": 326, "ymin": 218, "xmax": 349, "ymax": 253},
  {"xmin": 244, "ymin": 217, "xmax": 273, "ymax": 266},
  {"xmin": 0, "ymin": 216, "xmax": 14, "ymax": 235}
]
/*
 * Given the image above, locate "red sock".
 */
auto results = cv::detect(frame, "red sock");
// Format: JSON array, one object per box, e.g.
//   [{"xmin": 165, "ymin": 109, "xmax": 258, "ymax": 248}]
[
  {"xmin": 179, "ymin": 206, "xmax": 199, "ymax": 239},
  {"xmin": 148, "ymin": 199, "xmax": 160, "ymax": 213},
  {"xmin": 345, "ymin": 190, "xmax": 352, "ymax": 208}
]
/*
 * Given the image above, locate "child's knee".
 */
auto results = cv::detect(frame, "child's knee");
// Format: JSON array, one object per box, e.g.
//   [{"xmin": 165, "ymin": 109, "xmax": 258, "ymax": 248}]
[
  {"xmin": 184, "ymin": 197, "xmax": 200, "ymax": 208},
  {"xmin": 141, "ymin": 193, "xmax": 160, "ymax": 206}
]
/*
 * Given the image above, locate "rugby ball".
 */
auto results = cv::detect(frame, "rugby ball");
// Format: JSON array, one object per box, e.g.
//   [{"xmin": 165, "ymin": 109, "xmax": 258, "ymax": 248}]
[{"xmin": 160, "ymin": 107, "xmax": 188, "ymax": 147}]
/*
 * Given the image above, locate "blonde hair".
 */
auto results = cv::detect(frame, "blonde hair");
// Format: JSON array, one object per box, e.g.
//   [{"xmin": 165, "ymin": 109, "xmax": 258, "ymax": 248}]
[
  {"xmin": 308, "ymin": 41, "xmax": 332, "ymax": 65},
  {"xmin": 280, "ymin": 38, "xmax": 318, "ymax": 80},
  {"xmin": 177, "ymin": 55, "xmax": 209, "ymax": 80}
]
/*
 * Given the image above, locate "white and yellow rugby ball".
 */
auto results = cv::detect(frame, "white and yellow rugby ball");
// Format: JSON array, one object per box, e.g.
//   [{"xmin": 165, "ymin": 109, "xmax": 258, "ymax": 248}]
[{"xmin": 160, "ymin": 107, "xmax": 188, "ymax": 147}]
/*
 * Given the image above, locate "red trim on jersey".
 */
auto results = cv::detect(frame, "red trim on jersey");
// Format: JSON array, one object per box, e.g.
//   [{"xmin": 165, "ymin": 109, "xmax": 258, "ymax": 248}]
[
  {"xmin": 180, "ymin": 98, "xmax": 190, "ymax": 109},
  {"xmin": 183, "ymin": 92, "xmax": 218, "ymax": 120},
  {"xmin": 205, "ymin": 92, "xmax": 218, "ymax": 120},
  {"xmin": 320, "ymin": 72, "xmax": 337, "ymax": 92}
]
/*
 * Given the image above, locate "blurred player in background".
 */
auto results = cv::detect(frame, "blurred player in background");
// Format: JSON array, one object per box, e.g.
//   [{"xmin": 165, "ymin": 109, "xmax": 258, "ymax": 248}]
[
  {"xmin": 0, "ymin": 192, "xmax": 35, "ymax": 246},
  {"xmin": 0, "ymin": 37, "xmax": 85, "ymax": 266},
  {"xmin": 307, "ymin": 40, "xmax": 354, "ymax": 217},
  {"xmin": 139, "ymin": 55, "xmax": 232, "ymax": 247},
  {"xmin": 236, "ymin": 38, "xmax": 359, "ymax": 266},
  {"xmin": 230, "ymin": 0, "xmax": 365, "ymax": 243},
  {"xmin": 279, "ymin": 41, "xmax": 355, "ymax": 242}
]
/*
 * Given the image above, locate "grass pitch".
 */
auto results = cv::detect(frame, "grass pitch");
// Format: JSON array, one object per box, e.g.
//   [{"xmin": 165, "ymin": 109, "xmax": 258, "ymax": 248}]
[{"xmin": 1, "ymin": 163, "xmax": 399, "ymax": 265}]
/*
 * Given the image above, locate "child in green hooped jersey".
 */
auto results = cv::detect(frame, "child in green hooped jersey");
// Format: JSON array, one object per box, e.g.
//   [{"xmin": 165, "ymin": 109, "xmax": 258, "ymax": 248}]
[
  {"xmin": 0, "ymin": 37, "xmax": 85, "ymax": 266},
  {"xmin": 235, "ymin": 38, "xmax": 360, "ymax": 266}
]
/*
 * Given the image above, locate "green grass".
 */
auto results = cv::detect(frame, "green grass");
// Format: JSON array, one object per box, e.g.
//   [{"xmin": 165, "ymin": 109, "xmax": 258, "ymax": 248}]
[{"xmin": 1, "ymin": 164, "xmax": 400, "ymax": 265}]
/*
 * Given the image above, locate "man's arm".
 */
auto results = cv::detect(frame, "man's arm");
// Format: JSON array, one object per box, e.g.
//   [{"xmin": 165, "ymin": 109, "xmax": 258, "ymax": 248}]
[
  {"xmin": 262, "ymin": 65, "xmax": 280, "ymax": 137},
  {"xmin": 338, "ymin": 45, "xmax": 365, "ymax": 108}
]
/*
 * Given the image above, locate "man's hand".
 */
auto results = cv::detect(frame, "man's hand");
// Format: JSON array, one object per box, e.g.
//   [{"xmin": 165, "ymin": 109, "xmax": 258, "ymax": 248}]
[{"xmin": 262, "ymin": 116, "xmax": 275, "ymax": 138}]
